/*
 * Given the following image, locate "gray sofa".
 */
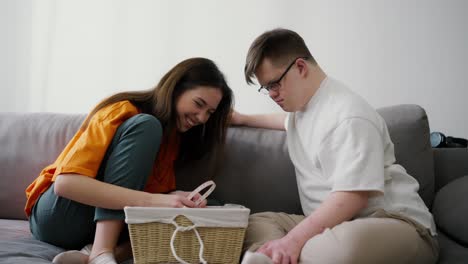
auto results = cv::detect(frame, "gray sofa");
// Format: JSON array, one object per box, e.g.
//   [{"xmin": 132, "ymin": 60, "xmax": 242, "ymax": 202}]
[{"xmin": 1, "ymin": 104, "xmax": 468, "ymax": 263}]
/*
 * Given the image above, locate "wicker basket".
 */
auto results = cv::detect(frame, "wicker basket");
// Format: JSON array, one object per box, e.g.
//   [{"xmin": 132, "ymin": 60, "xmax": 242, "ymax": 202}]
[{"xmin": 125, "ymin": 206, "xmax": 250, "ymax": 264}]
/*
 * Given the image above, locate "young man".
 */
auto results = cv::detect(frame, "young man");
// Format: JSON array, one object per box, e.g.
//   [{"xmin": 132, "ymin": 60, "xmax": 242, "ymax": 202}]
[{"xmin": 232, "ymin": 28, "xmax": 438, "ymax": 264}]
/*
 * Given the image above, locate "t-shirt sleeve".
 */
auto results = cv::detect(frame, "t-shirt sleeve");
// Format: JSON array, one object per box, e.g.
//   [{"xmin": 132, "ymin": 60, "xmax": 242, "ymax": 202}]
[
  {"xmin": 53, "ymin": 102, "xmax": 139, "ymax": 179},
  {"xmin": 318, "ymin": 118, "xmax": 385, "ymax": 194},
  {"xmin": 284, "ymin": 113, "xmax": 290, "ymax": 131}
]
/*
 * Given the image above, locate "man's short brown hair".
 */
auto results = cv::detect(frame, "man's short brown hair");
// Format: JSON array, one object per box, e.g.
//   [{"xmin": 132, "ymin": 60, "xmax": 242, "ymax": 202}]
[{"xmin": 244, "ymin": 28, "xmax": 316, "ymax": 84}]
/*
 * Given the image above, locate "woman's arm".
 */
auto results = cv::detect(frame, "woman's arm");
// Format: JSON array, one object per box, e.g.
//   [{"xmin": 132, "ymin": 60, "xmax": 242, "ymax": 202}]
[
  {"xmin": 231, "ymin": 111, "xmax": 287, "ymax": 130},
  {"xmin": 54, "ymin": 174, "xmax": 196, "ymax": 209}
]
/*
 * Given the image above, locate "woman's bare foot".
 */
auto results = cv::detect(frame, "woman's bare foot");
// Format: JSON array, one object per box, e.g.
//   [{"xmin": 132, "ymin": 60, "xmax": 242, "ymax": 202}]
[
  {"xmin": 87, "ymin": 251, "xmax": 116, "ymax": 264},
  {"xmin": 52, "ymin": 250, "xmax": 88, "ymax": 264},
  {"xmin": 52, "ymin": 244, "xmax": 93, "ymax": 264}
]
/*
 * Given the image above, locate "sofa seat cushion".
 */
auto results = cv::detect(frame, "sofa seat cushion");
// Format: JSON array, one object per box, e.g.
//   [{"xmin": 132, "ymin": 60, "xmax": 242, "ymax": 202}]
[
  {"xmin": 0, "ymin": 219, "xmax": 60, "ymax": 263},
  {"xmin": 433, "ymin": 175, "xmax": 468, "ymax": 245}
]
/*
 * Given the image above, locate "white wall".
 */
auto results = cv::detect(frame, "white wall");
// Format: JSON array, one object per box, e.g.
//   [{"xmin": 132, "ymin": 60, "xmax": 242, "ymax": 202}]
[
  {"xmin": 1, "ymin": 0, "xmax": 468, "ymax": 138},
  {"xmin": 0, "ymin": 0, "xmax": 31, "ymax": 112}
]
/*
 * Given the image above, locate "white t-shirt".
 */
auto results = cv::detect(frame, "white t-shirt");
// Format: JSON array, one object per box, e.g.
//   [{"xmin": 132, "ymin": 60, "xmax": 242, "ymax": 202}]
[{"xmin": 286, "ymin": 77, "xmax": 436, "ymax": 235}]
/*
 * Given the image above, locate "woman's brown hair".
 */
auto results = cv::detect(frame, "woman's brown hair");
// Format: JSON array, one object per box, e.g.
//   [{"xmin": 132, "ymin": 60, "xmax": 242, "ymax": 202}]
[{"xmin": 82, "ymin": 57, "xmax": 234, "ymax": 161}]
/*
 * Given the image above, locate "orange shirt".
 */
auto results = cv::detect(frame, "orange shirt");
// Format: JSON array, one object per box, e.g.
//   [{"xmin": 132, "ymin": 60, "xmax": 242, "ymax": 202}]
[
  {"xmin": 24, "ymin": 100, "xmax": 179, "ymax": 216},
  {"xmin": 144, "ymin": 129, "xmax": 180, "ymax": 193}
]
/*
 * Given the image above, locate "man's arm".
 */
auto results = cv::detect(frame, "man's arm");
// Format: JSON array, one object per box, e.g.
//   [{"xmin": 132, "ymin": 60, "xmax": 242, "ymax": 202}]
[
  {"xmin": 230, "ymin": 111, "xmax": 287, "ymax": 130},
  {"xmin": 257, "ymin": 190, "xmax": 370, "ymax": 264}
]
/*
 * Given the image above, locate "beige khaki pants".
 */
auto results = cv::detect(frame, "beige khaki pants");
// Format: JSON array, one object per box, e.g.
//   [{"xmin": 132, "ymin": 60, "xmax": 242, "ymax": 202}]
[{"xmin": 243, "ymin": 210, "xmax": 439, "ymax": 264}]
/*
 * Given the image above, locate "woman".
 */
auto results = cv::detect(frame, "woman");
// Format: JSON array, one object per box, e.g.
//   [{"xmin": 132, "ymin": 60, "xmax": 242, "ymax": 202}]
[{"xmin": 25, "ymin": 58, "xmax": 234, "ymax": 264}]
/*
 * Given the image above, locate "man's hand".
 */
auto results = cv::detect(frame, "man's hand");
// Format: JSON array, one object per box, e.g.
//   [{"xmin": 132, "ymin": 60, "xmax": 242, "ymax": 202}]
[
  {"xmin": 255, "ymin": 191, "xmax": 370, "ymax": 264},
  {"xmin": 257, "ymin": 236, "xmax": 302, "ymax": 264},
  {"xmin": 229, "ymin": 110, "xmax": 245, "ymax": 126}
]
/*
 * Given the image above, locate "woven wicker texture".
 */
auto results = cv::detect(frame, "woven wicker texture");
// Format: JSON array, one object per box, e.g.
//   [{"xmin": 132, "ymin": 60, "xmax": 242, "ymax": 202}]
[{"xmin": 128, "ymin": 215, "xmax": 246, "ymax": 264}]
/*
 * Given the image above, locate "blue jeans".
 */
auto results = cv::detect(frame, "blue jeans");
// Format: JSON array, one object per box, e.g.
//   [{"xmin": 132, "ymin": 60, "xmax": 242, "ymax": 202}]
[{"xmin": 29, "ymin": 114, "xmax": 163, "ymax": 249}]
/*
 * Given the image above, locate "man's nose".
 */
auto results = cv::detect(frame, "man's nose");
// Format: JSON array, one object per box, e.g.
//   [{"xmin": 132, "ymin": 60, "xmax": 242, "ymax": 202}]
[{"xmin": 269, "ymin": 89, "xmax": 280, "ymax": 98}]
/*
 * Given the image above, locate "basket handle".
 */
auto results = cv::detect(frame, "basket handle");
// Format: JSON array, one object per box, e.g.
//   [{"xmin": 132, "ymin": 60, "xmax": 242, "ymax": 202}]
[
  {"xmin": 187, "ymin": 180, "xmax": 216, "ymax": 206},
  {"xmin": 170, "ymin": 219, "xmax": 207, "ymax": 264}
]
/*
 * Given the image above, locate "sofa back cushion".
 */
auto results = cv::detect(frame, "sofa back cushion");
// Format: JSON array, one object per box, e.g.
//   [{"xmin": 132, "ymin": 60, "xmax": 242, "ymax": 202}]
[
  {"xmin": 0, "ymin": 104, "xmax": 434, "ymax": 219},
  {"xmin": 377, "ymin": 105, "xmax": 435, "ymax": 208},
  {"xmin": 0, "ymin": 113, "xmax": 85, "ymax": 220},
  {"xmin": 176, "ymin": 127, "xmax": 302, "ymax": 214}
]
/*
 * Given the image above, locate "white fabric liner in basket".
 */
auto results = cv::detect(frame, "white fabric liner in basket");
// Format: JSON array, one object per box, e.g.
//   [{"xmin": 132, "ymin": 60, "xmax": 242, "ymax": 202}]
[
  {"xmin": 124, "ymin": 205, "xmax": 251, "ymax": 264},
  {"xmin": 124, "ymin": 205, "xmax": 250, "ymax": 227}
]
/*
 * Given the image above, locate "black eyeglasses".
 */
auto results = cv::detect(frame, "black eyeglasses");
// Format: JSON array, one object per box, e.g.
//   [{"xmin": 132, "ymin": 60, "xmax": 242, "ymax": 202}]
[{"xmin": 258, "ymin": 57, "xmax": 309, "ymax": 95}]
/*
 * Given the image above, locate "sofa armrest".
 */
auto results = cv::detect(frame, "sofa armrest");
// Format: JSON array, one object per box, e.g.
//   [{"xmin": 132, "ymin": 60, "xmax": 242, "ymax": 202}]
[
  {"xmin": 433, "ymin": 148, "xmax": 468, "ymax": 192},
  {"xmin": 432, "ymin": 175, "xmax": 468, "ymax": 246}
]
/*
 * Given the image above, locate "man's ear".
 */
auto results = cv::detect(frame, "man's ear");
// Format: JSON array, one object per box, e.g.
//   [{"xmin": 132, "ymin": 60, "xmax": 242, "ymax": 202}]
[{"xmin": 296, "ymin": 58, "xmax": 308, "ymax": 77}]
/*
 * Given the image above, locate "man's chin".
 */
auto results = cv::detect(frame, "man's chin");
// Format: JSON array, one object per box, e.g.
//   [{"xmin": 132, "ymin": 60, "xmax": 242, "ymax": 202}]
[
  {"xmin": 279, "ymin": 104, "xmax": 290, "ymax": 112},
  {"xmin": 281, "ymin": 107, "xmax": 295, "ymax": 113}
]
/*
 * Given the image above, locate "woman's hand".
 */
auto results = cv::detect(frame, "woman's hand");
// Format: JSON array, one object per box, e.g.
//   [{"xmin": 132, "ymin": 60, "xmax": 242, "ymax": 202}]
[
  {"xmin": 170, "ymin": 191, "xmax": 208, "ymax": 208},
  {"xmin": 148, "ymin": 193, "xmax": 197, "ymax": 208}
]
